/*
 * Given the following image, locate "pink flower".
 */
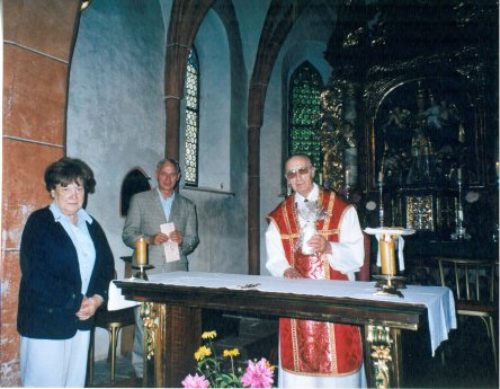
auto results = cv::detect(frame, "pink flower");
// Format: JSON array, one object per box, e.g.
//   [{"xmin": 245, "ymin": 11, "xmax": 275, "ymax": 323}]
[
  {"xmin": 241, "ymin": 358, "xmax": 274, "ymax": 388},
  {"xmin": 181, "ymin": 373, "xmax": 210, "ymax": 388}
]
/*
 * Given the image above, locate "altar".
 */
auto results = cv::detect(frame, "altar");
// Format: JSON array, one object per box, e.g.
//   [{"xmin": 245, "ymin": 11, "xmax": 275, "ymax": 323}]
[{"xmin": 113, "ymin": 271, "xmax": 456, "ymax": 388}]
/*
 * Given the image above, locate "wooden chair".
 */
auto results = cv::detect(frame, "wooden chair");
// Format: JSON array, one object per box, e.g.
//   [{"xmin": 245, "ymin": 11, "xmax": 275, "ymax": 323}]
[
  {"xmin": 87, "ymin": 286, "xmax": 136, "ymax": 385},
  {"xmin": 434, "ymin": 256, "xmax": 498, "ymax": 373}
]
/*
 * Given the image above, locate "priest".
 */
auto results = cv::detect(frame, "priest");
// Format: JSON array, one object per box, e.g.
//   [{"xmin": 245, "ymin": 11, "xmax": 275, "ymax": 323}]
[{"xmin": 265, "ymin": 154, "xmax": 366, "ymax": 388}]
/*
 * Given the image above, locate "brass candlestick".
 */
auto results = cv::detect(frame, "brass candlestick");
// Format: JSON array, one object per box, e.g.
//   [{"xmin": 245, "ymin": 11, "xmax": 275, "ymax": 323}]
[
  {"xmin": 132, "ymin": 237, "xmax": 153, "ymax": 280},
  {"xmin": 364, "ymin": 227, "xmax": 415, "ymax": 297}
]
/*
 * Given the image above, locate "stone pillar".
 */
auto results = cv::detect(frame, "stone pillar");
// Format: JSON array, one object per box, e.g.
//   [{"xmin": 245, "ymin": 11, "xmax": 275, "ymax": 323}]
[{"xmin": 1, "ymin": 1, "xmax": 81, "ymax": 385}]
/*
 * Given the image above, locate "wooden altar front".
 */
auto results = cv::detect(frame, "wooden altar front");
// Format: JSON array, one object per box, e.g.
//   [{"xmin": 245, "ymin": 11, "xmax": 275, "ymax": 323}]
[{"xmin": 115, "ymin": 272, "xmax": 454, "ymax": 388}]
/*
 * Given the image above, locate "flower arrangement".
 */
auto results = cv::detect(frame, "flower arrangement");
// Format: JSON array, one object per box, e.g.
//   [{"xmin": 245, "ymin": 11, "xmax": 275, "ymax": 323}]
[{"xmin": 181, "ymin": 330, "xmax": 275, "ymax": 388}]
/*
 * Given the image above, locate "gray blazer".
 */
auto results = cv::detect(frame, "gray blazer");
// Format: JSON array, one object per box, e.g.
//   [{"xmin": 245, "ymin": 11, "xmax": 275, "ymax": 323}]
[{"xmin": 122, "ymin": 189, "xmax": 199, "ymax": 273}]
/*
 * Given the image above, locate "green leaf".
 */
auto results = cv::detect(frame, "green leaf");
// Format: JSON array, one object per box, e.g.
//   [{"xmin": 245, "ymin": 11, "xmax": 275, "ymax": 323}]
[{"xmin": 215, "ymin": 372, "xmax": 243, "ymax": 388}]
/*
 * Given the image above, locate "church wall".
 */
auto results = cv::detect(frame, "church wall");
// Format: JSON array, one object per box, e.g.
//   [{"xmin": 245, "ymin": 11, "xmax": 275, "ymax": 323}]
[
  {"xmin": 260, "ymin": 63, "xmax": 283, "ymax": 275},
  {"xmin": 192, "ymin": 9, "xmax": 231, "ymax": 191},
  {"xmin": 232, "ymin": 0, "xmax": 271, "ymax": 76},
  {"xmin": 1, "ymin": 0, "xmax": 334, "ymax": 383},
  {"xmin": 67, "ymin": 0, "xmax": 254, "ymax": 331},
  {"xmin": 184, "ymin": 5, "xmax": 249, "ymax": 274},
  {"xmin": 66, "ymin": 0, "xmax": 167, "ymax": 360}
]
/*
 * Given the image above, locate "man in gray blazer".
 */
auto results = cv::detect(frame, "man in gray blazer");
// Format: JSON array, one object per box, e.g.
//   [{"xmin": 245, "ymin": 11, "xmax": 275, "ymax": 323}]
[{"xmin": 122, "ymin": 158, "xmax": 199, "ymax": 379}]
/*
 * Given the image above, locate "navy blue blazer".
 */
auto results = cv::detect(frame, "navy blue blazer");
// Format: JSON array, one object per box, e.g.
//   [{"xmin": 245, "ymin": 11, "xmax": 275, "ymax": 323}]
[{"xmin": 17, "ymin": 207, "xmax": 114, "ymax": 339}]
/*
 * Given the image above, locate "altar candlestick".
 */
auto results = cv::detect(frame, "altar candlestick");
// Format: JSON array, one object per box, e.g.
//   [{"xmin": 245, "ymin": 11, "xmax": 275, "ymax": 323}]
[{"xmin": 135, "ymin": 237, "xmax": 148, "ymax": 265}]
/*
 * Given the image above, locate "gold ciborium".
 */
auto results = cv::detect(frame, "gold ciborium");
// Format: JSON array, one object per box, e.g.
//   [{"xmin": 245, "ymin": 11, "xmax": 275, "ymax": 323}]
[{"xmin": 364, "ymin": 227, "xmax": 415, "ymax": 297}]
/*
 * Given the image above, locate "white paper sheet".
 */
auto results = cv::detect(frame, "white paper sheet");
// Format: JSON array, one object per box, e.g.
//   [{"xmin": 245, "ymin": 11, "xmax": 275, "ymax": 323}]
[{"xmin": 160, "ymin": 222, "xmax": 180, "ymax": 262}]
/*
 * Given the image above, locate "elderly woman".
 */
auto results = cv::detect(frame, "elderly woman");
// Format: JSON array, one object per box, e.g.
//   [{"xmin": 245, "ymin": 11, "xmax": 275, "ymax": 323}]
[{"xmin": 17, "ymin": 157, "xmax": 114, "ymax": 387}]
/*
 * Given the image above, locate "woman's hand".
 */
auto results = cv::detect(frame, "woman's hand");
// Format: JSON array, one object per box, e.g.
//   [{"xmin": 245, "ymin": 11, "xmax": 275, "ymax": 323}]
[{"xmin": 76, "ymin": 295, "xmax": 103, "ymax": 321}]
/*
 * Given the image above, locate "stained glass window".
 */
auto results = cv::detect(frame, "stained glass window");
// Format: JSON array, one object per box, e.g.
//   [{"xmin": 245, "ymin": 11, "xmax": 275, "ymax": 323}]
[
  {"xmin": 288, "ymin": 62, "xmax": 322, "ymax": 174},
  {"xmin": 185, "ymin": 48, "xmax": 199, "ymax": 186}
]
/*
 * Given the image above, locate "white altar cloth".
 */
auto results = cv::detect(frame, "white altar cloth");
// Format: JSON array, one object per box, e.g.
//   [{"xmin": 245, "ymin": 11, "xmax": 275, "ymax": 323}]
[{"xmin": 109, "ymin": 271, "xmax": 457, "ymax": 356}]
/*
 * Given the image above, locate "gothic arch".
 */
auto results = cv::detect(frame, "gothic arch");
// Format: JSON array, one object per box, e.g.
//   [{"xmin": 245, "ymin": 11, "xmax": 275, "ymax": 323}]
[
  {"xmin": 247, "ymin": 0, "xmax": 307, "ymax": 274},
  {"xmin": 164, "ymin": 0, "xmax": 214, "ymax": 160}
]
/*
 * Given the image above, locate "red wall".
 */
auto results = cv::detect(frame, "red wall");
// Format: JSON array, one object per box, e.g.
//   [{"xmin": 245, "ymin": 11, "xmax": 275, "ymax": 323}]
[{"xmin": 1, "ymin": 0, "xmax": 81, "ymax": 385}]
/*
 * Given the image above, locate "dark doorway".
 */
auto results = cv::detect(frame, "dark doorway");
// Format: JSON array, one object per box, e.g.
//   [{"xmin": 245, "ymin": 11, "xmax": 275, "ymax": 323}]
[{"xmin": 120, "ymin": 168, "xmax": 151, "ymax": 216}]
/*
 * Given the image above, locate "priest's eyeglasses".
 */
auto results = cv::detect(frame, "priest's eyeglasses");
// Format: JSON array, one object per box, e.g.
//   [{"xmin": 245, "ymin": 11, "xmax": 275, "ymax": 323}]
[{"xmin": 285, "ymin": 166, "xmax": 311, "ymax": 180}]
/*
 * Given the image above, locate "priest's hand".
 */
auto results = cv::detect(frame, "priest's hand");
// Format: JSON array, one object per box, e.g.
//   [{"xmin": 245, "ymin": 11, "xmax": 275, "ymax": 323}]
[
  {"xmin": 307, "ymin": 234, "xmax": 332, "ymax": 256},
  {"xmin": 284, "ymin": 267, "xmax": 303, "ymax": 279}
]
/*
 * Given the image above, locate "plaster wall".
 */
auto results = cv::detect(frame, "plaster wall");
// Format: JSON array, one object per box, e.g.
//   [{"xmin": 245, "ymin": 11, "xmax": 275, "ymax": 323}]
[
  {"xmin": 183, "ymin": 5, "xmax": 249, "ymax": 275},
  {"xmin": 232, "ymin": 0, "xmax": 271, "ymax": 76},
  {"xmin": 67, "ymin": 0, "xmax": 167, "ymax": 360},
  {"xmin": 192, "ymin": 9, "xmax": 231, "ymax": 191},
  {"xmin": 66, "ymin": 0, "xmax": 256, "ymax": 358}
]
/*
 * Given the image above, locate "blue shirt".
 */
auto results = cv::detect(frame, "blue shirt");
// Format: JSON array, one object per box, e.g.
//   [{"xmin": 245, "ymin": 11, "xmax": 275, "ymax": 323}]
[
  {"xmin": 157, "ymin": 189, "xmax": 175, "ymax": 221},
  {"xmin": 49, "ymin": 203, "xmax": 96, "ymax": 294}
]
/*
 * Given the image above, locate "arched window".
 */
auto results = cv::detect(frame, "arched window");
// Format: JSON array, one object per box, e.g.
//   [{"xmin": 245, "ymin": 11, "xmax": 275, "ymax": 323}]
[
  {"xmin": 288, "ymin": 62, "xmax": 323, "ymax": 176},
  {"xmin": 184, "ymin": 47, "xmax": 200, "ymax": 186}
]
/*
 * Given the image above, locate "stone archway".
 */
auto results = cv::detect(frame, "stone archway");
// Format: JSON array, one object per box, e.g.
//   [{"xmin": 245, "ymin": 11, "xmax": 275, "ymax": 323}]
[
  {"xmin": 164, "ymin": 0, "xmax": 214, "ymax": 160},
  {"xmin": 246, "ymin": 0, "xmax": 306, "ymax": 274}
]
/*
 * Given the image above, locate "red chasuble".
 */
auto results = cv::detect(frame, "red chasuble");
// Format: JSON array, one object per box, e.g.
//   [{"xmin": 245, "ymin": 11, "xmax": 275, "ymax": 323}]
[{"xmin": 267, "ymin": 190, "xmax": 363, "ymax": 376}]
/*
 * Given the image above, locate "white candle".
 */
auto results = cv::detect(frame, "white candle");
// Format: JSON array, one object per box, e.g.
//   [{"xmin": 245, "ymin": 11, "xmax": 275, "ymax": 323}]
[
  {"xmin": 457, "ymin": 168, "xmax": 462, "ymax": 181},
  {"xmin": 378, "ymin": 171, "xmax": 384, "ymax": 184},
  {"xmin": 345, "ymin": 169, "xmax": 350, "ymax": 186},
  {"xmin": 380, "ymin": 234, "xmax": 396, "ymax": 276}
]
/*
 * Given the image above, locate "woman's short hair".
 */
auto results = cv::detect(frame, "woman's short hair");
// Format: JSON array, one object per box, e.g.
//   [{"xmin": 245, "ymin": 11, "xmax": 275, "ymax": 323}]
[{"xmin": 44, "ymin": 157, "xmax": 96, "ymax": 193}]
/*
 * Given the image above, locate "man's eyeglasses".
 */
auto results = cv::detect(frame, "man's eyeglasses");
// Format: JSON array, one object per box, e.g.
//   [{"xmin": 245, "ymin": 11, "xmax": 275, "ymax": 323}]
[{"xmin": 285, "ymin": 166, "xmax": 311, "ymax": 180}]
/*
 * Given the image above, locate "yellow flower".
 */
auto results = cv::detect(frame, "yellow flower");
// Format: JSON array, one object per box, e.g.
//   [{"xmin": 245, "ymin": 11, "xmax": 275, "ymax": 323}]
[
  {"xmin": 201, "ymin": 330, "xmax": 217, "ymax": 340},
  {"xmin": 266, "ymin": 360, "xmax": 276, "ymax": 372},
  {"xmin": 194, "ymin": 345, "xmax": 212, "ymax": 361},
  {"xmin": 223, "ymin": 348, "xmax": 240, "ymax": 358}
]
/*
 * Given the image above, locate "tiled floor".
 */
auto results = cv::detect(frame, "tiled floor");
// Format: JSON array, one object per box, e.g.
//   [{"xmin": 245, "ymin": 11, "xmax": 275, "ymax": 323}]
[
  {"xmin": 89, "ymin": 348, "xmax": 498, "ymax": 388},
  {"xmin": 88, "ymin": 355, "xmax": 137, "ymax": 388},
  {"xmin": 402, "ymin": 316, "xmax": 498, "ymax": 388}
]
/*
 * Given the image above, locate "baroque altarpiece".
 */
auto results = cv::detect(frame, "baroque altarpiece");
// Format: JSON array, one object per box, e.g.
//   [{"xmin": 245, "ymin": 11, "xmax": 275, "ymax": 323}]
[{"xmin": 311, "ymin": 0, "xmax": 498, "ymax": 261}]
